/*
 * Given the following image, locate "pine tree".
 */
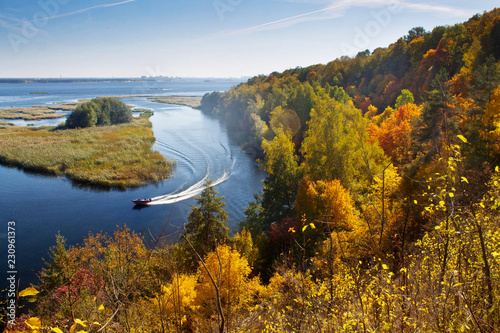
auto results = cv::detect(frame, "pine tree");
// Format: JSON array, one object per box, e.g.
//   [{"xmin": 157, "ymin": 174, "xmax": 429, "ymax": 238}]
[
  {"xmin": 417, "ymin": 69, "xmax": 458, "ymax": 155},
  {"xmin": 184, "ymin": 180, "xmax": 229, "ymax": 259}
]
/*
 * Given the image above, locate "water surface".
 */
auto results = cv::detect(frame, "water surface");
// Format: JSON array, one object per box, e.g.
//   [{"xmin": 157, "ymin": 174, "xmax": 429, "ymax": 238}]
[{"xmin": 0, "ymin": 80, "xmax": 264, "ymax": 289}]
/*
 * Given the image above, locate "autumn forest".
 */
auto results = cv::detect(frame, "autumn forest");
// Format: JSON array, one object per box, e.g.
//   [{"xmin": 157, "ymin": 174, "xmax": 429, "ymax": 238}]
[{"xmin": 6, "ymin": 8, "xmax": 500, "ymax": 333}]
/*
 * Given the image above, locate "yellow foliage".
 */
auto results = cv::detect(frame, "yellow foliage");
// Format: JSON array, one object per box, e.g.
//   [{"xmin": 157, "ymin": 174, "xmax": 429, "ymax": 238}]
[
  {"xmin": 152, "ymin": 273, "xmax": 198, "ymax": 316},
  {"xmin": 371, "ymin": 106, "xmax": 395, "ymax": 126},
  {"xmin": 316, "ymin": 179, "xmax": 360, "ymax": 232},
  {"xmin": 196, "ymin": 245, "xmax": 263, "ymax": 317},
  {"xmin": 296, "ymin": 178, "xmax": 368, "ymax": 259},
  {"xmin": 18, "ymin": 287, "xmax": 39, "ymax": 297},
  {"xmin": 261, "ymin": 129, "xmax": 298, "ymax": 175},
  {"xmin": 364, "ymin": 104, "xmax": 378, "ymax": 119},
  {"xmin": 362, "ymin": 164, "xmax": 403, "ymax": 252},
  {"xmin": 296, "ymin": 178, "xmax": 360, "ymax": 230},
  {"xmin": 233, "ymin": 228, "xmax": 259, "ymax": 264},
  {"xmin": 269, "ymin": 106, "xmax": 301, "ymax": 137},
  {"xmin": 482, "ymin": 84, "xmax": 500, "ymax": 155},
  {"xmin": 25, "ymin": 317, "xmax": 41, "ymax": 330}
]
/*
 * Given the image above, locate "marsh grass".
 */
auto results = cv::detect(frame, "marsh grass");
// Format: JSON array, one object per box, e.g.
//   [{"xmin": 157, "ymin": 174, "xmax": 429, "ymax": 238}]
[
  {"xmin": 149, "ymin": 96, "xmax": 202, "ymax": 108},
  {"xmin": 0, "ymin": 106, "xmax": 68, "ymax": 120},
  {"xmin": 0, "ymin": 121, "xmax": 13, "ymax": 129},
  {"xmin": 0, "ymin": 118, "xmax": 174, "ymax": 189}
]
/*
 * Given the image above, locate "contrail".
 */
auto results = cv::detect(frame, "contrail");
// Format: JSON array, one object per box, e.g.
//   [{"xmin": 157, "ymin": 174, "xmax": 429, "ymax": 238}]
[
  {"xmin": 33, "ymin": 0, "xmax": 136, "ymax": 22},
  {"xmin": 217, "ymin": 0, "xmax": 471, "ymax": 38},
  {"xmin": 222, "ymin": 3, "xmax": 345, "ymax": 37}
]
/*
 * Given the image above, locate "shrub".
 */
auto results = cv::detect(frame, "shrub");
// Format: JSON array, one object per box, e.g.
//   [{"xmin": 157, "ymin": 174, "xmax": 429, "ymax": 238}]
[{"xmin": 66, "ymin": 97, "xmax": 132, "ymax": 129}]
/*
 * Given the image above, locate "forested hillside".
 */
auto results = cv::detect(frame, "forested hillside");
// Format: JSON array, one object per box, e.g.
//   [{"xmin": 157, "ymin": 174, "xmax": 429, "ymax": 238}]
[
  {"xmin": 200, "ymin": 8, "xmax": 500, "ymax": 156},
  {"xmin": 5, "ymin": 8, "xmax": 500, "ymax": 333}
]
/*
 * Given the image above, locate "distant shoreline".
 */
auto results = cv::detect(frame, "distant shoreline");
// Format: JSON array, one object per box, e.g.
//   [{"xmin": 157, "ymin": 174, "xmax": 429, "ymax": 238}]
[
  {"xmin": 0, "ymin": 95, "xmax": 203, "ymax": 123},
  {"xmin": 0, "ymin": 77, "xmax": 246, "ymax": 84}
]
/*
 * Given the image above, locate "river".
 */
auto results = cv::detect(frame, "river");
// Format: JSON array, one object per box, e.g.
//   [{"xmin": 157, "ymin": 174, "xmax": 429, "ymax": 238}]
[{"xmin": 0, "ymin": 79, "xmax": 265, "ymax": 289}]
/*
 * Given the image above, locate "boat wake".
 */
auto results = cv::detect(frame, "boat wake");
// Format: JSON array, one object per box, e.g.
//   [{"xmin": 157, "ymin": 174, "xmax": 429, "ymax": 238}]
[{"xmin": 147, "ymin": 142, "xmax": 235, "ymax": 206}]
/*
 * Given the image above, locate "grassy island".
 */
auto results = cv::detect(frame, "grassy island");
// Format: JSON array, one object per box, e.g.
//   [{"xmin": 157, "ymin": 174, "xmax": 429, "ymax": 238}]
[
  {"xmin": 0, "ymin": 105, "xmax": 69, "ymax": 121},
  {"xmin": 0, "ymin": 116, "xmax": 174, "ymax": 188},
  {"xmin": 148, "ymin": 95, "xmax": 202, "ymax": 108}
]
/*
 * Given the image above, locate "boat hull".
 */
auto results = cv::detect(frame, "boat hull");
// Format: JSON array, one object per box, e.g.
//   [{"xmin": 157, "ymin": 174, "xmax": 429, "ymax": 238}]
[{"xmin": 132, "ymin": 199, "xmax": 152, "ymax": 206}]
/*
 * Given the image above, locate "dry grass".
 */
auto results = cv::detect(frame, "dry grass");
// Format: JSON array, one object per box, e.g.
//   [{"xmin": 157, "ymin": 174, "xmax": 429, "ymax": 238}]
[
  {"xmin": 0, "ymin": 121, "xmax": 13, "ymax": 129},
  {"xmin": 0, "ymin": 94, "xmax": 200, "ymax": 123},
  {"xmin": 46, "ymin": 102, "xmax": 81, "ymax": 111},
  {"xmin": 0, "ymin": 118, "xmax": 174, "ymax": 188},
  {"xmin": 149, "ymin": 96, "xmax": 202, "ymax": 108},
  {"xmin": 0, "ymin": 106, "xmax": 68, "ymax": 120},
  {"xmin": 0, "ymin": 98, "xmax": 141, "ymax": 121}
]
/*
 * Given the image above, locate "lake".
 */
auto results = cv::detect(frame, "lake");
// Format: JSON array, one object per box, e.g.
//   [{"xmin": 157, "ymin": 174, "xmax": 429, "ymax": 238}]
[{"xmin": 0, "ymin": 79, "xmax": 265, "ymax": 290}]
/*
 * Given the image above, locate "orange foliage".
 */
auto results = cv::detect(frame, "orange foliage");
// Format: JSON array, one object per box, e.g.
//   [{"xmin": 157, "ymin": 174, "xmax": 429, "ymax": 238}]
[
  {"xmin": 295, "ymin": 178, "xmax": 361, "ymax": 233},
  {"xmin": 481, "ymin": 84, "xmax": 500, "ymax": 154},
  {"xmin": 368, "ymin": 103, "xmax": 422, "ymax": 165},
  {"xmin": 296, "ymin": 178, "xmax": 368, "ymax": 259},
  {"xmin": 447, "ymin": 73, "xmax": 471, "ymax": 97}
]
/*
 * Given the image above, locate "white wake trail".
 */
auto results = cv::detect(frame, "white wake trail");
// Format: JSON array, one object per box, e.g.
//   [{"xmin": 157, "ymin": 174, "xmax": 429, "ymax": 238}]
[{"xmin": 147, "ymin": 145, "xmax": 235, "ymax": 205}]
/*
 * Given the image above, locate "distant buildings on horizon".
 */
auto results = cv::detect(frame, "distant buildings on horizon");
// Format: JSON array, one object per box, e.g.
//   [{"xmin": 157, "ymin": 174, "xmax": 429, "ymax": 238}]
[{"xmin": 0, "ymin": 76, "xmax": 249, "ymax": 84}]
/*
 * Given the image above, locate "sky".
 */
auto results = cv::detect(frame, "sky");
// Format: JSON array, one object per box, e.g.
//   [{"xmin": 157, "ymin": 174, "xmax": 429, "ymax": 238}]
[{"xmin": 0, "ymin": 0, "xmax": 497, "ymax": 78}]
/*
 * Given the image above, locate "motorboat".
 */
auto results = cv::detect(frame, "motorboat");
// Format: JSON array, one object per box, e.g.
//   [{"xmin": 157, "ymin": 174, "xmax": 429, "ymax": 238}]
[{"xmin": 132, "ymin": 198, "xmax": 152, "ymax": 206}]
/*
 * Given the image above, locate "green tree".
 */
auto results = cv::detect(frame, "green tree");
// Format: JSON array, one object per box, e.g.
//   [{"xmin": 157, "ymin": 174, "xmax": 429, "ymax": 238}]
[
  {"xmin": 330, "ymin": 85, "xmax": 351, "ymax": 104},
  {"xmin": 200, "ymin": 91, "xmax": 223, "ymax": 115},
  {"xmin": 301, "ymin": 95, "xmax": 386, "ymax": 192},
  {"xmin": 417, "ymin": 69, "xmax": 458, "ymax": 152},
  {"xmin": 404, "ymin": 26, "xmax": 427, "ymax": 42},
  {"xmin": 395, "ymin": 89, "xmax": 415, "ymax": 109},
  {"xmin": 261, "ymin": 129, "xmax": 301, "ymax": 225},
  {"xmin": 105, "ymin": 97, "xmax": 133, "ymax": 124},
  {"xmin": 65, "ymin": 102, "xmax": 97, "ymax": 128},
  {"xmin": 184, "ymin": 180, "xmax": 230, "ymax": 260},
  {"xmin": 37, "ymin": 234, "xmax": 73, "ymax": 294},
  {"xmin": 239, "ymin": 193, "xmax": 266, "ymax": 239},
  {"xmin": 66, "ymin": 97, "xmax": 132, "ymax": 129}
]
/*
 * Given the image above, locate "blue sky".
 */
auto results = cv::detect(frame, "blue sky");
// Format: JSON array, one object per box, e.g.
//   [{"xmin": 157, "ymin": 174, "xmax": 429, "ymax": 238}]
[{"xmin": 0, "ymin": 0, "xmax": 497, "ymax": 78}]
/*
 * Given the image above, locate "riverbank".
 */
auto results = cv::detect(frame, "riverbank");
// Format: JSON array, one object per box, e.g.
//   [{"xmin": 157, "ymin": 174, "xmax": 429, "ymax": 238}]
[
  {"xmin": 148, "ymin": 96, "xmax": 202, "ymax": 108},
  {"xmin": 0, "ymin": 117, "xmax": 174, "ymax": 189},
  {"xmin": 0, "ymin": 105, "xmax": 70, "ymax": 121}
]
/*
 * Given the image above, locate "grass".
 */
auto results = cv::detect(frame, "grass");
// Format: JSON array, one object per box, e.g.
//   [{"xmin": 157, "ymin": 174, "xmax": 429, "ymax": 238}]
[
  {"xmin": 0, "ymin": 121, "xmax": 13, "ymax": 129},
  {"xmin": 0, "ymin": 117, "xmax": 174, "ymax": 189},
  {"xmin": 0, "ymin": 95, "xmax": 201, "ymax": 123},
  {"xmin": 148, "ymin": 96, "xmax": 202, "ymax": 108},
  {"xmin": 0, "ymin": 105, "xmax": 68, "ymax": 121},
  {"xmin": 0, "ymin": 99, "xmax": 114, "ymax": 122},
  {"xmin": 47, "ymin": 102, "xmax": 81, "ymax": 111}
]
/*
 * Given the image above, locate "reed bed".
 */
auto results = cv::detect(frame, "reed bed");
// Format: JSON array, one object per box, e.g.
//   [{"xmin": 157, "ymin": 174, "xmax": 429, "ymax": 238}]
[
  {"xmin": 0, "ymin": 118, "xmax": 174, "ymax": 188},
  {"xmin": 0, "ymin": 106, "xmax": 68, "ymax": 120},
  {"xmin": 148, "ymin": 96, "xmax": 202, "ymax": 108},
  {"xmin": 0, "ymin": 121, "xmax": 13, "ymax": 129}
]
